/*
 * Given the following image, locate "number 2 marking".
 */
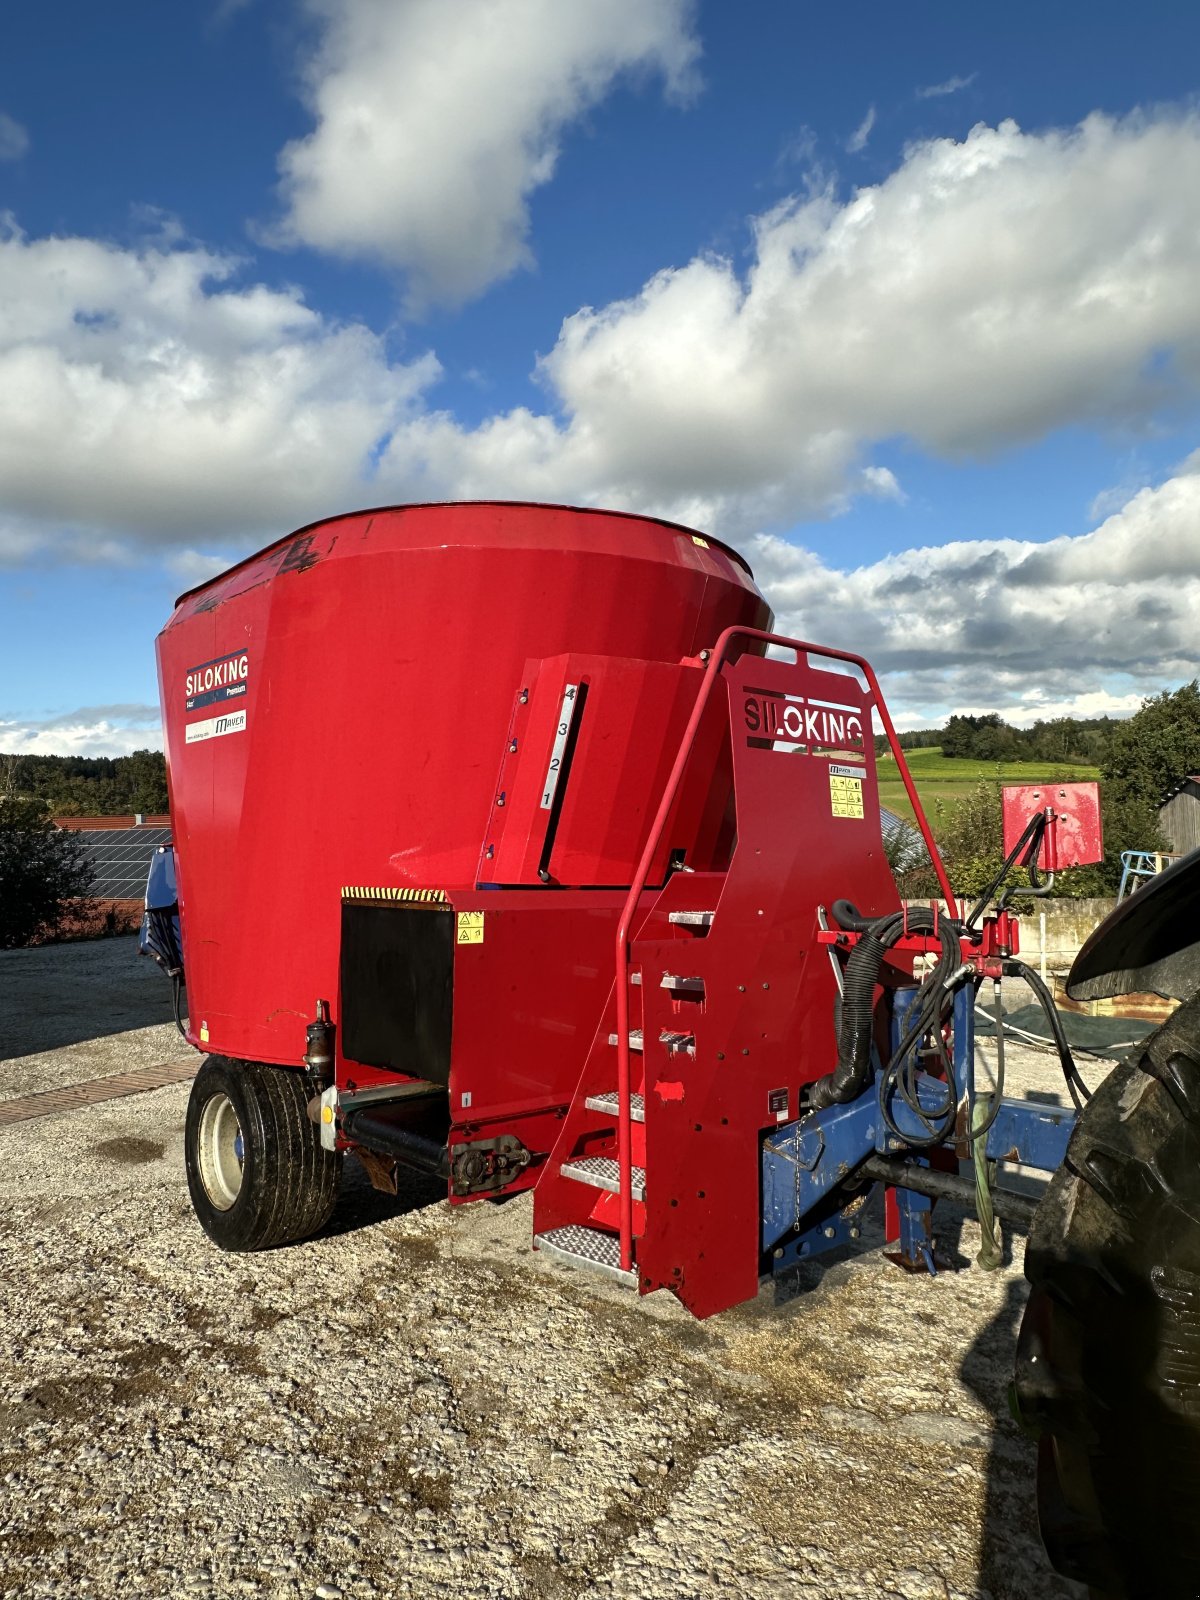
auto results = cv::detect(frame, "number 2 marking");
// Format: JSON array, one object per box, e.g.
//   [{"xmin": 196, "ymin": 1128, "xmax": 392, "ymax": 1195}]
[{"xmin": 540, "ymin": 684, "xmax": 579, "ymax": 811}]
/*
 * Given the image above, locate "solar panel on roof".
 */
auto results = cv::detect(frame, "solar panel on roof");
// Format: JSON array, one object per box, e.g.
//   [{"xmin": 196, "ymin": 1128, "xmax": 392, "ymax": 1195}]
[
  {"xmin": 73, "ymin": 828, "xmax": 173, "ymax": 900},
  {"xmin": 879, "ymin": 805, "xmax": 927, "ymax": 870}
]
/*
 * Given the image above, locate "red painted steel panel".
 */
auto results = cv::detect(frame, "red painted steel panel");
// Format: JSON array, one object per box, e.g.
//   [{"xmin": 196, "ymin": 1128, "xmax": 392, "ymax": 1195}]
[
  {"xmin": 157, "ymin": 502, "xmax": 768, "ymax": 1067},
  {"xmin": 483, "ymin": 653, "xmax": 726, "ymax": 887},
  {"xmin": 1002, "ymin": 781, "xmax": 1103, "ymax": 870},
  {"xmin": 636, "ymin": 647, "xmax": 901, "ymax": 1317}
]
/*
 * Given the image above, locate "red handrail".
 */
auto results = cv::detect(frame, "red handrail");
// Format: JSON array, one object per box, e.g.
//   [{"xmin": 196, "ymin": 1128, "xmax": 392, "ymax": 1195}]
[{"xmin": 611, "ymin": 626, "xmax": 955, "ymax": 1273}]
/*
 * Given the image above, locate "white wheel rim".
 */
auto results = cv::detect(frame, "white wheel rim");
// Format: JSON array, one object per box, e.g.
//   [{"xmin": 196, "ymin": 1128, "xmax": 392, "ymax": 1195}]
[{"xmin": 197, "ymin": 1092, "xmax": 245, "ymax": 1210}]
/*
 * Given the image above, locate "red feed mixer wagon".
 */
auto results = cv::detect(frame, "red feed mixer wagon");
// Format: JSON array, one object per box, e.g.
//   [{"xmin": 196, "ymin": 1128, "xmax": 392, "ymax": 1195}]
[{"xmin": 141, "ymin": 501, "xmax": 1200, "ymax": 1598}]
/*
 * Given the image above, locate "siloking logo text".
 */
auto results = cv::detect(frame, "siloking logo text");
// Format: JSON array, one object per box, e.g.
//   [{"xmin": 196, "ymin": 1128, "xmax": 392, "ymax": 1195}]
[
  {"xmin": 185, "ymin": 650, "xmax": 249, "ymax": 712},
  {"xmin": 743, "ymin": 691, "xmax": 864, "ymax": 752}
]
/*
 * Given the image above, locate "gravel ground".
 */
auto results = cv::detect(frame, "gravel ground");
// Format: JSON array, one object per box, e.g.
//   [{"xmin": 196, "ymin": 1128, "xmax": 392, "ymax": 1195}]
[{"xmin": 0, "ymin": 938, "xmax": 1104, "ymax": 1600}]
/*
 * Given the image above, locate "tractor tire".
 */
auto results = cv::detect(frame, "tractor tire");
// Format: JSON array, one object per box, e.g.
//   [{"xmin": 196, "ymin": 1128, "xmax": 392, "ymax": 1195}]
[
  {"xmin": 185, "ymin": 1055, "xmax": 342, "ymax": 1251},
  {"xmin": 1014, "ymin": 993, "xmax": 1200, "ymax": 1599}
]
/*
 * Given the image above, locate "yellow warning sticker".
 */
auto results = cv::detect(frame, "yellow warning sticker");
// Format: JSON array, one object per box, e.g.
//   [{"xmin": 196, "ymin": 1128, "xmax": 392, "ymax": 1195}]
[
  {"xmin": 456, "ymin": 911, "xmax": 485, "ymax": 945},
  {"xmin": 691, "ymin": 534, "xmax": 710, "ymax": 547},
  {"xmin": 829, "ymin": 772, "xmax": 865, "ymax": 819}
]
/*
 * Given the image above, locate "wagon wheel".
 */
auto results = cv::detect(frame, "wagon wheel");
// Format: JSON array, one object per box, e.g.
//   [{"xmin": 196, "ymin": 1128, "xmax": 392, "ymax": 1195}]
[{"xmin": 186, "ymin": 1056, "xmax": 342, "ymax": 1250}]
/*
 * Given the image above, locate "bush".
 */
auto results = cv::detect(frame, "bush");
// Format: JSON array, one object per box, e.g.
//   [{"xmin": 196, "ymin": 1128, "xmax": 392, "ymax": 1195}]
[{"xmin": 0, "ymin": 798, "xmax": 96, "ymax": 948}]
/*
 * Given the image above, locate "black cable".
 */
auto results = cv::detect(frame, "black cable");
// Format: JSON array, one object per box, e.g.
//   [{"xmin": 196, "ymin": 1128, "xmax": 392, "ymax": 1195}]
[
  {"xmin": 171, "ymin": 973, "xmax": 189, "ymax": 1041},
  {"xmin": 808, "ymin": 902, "xmax": 947, "ymax": 1110},
  {"xmin": 879, "ymin": 980, "xmax": 960, "ymax": 1146},
  {"xmin": 876, "ymin": 916, "xmax": 967, "ymax": 1147},
  {"xmin": 1005, "ymin": 959, "xmax": 1091, "ymax": 1111},
  {"xmin": 965, "ymin": 812, "xmax": 1046, "ymax": 931},
  {"xmin": 966, "ymin": 982, "xmax": 1007, "ymax": 1143}
]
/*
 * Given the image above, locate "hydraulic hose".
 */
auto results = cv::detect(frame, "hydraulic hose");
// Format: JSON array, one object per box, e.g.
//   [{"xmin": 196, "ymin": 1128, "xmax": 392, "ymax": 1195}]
[
  {"xmin": 973, "ymin": 1094, "xmax": 1004, "ymax": 1269},
  {"xmin": 807, "ymin": 902, "xmax": 945, "ymax": 1110},
  {"xmin": 1005, "ymin": 958, "xmax": 1092, "ymax": 1111},
  {"xmin": 171, "ymin": 973, "xmax": 188, "ymax": 1041}
]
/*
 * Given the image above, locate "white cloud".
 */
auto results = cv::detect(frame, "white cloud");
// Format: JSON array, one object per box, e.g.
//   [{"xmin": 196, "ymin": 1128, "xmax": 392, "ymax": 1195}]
[
  {"xmin": 0, "ymin": 113, "xmax": 29, "ymax": 162},
  {"xmin": 748, "ymin": 461, "xmax": 1200, "ymax": 725},
  {"xmin": 0, "ymin": 515, "xmax": 131, "ymax": 567},
  {"xmin": 6, "ymin": 107, "xmax": 1200, "ymax": 598},
  {"xmin": 847, "ymin": 105, "xmax": 876, "ymax": 154},
  {"xmin": 0, "ymin": 221, "xmax": 439, "ymax": 555},
  {"xmin": 916, "ymin": 73, "xmax": 977, "ymax": 101},
  {"xmin": 861, "ymin": 464, "xmax": 905, "ymax": 502},
  {"xmin": 0, "ymin": 705, "xmax": 163, "ymax": 758},
  {"xmin": 273, "ymin": 0, "xmax": 701, "ymax": 308},
  {"xmin": 1086, "ymin": 455, "xmax": 1154, "ymax": 522},
  {"xmin": 165, "ymin": 548, "xmax": 235, "ymax": 585},
  {"xmin": 382, "ymin": 110, "xmax": 1200, "ymax": 536}
]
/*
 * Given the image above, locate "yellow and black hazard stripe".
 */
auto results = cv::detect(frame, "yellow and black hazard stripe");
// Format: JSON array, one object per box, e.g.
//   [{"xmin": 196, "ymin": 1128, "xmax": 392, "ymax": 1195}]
[{"xmin": 340, "ymin": 886, "xmax": 448, "ymax": 904}]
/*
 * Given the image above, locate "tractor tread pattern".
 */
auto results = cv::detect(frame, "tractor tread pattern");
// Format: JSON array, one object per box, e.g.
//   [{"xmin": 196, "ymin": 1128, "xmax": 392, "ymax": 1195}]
[{"xmin": 1015, "ymin": 992, "xmax": 1200, "ymax": 1599}]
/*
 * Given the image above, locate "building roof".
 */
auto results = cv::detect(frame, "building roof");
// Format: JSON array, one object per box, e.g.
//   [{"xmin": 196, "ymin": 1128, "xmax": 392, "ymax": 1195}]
[
  {"xmin": 53, "ymin": 818, "xmax": 172, "ymax": 901},
  {"xmin": 1157, "ymin": 777, "xmax": 1200, "ymax": 807},
  {"xmin": 880, "ymin": 805, "xmax": 927, "ymax": 870},
  {"xmin": 54, "ymin": 814, "xmax": 170, "ymax": 831}
]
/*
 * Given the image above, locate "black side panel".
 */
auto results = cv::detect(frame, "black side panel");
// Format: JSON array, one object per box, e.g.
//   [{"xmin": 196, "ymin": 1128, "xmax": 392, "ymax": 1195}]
[{"xmin": 340, "ymin": 905, "xmax": 453, "ymax": 1083}]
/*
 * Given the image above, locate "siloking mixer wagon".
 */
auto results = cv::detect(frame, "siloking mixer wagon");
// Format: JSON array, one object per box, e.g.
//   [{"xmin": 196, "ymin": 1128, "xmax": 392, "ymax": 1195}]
[{"xmin": 142, "ymin": 501, "xmax": 1200, "ymax": 1598}]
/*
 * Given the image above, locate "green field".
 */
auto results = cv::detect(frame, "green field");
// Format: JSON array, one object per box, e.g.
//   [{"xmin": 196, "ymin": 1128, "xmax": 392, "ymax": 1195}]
[{"xmin": 877, "ymin": 747, "xmax": 1101, "ymax": 836}]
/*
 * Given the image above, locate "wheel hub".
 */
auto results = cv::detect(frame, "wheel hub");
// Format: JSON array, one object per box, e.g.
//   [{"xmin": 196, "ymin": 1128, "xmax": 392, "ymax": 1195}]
[{"xmin": 197, "ymin": 1091, "xmax": 245, "ymax": 1210}]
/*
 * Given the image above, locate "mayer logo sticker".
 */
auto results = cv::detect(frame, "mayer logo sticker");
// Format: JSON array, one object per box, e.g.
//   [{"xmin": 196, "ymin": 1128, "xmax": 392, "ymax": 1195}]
[{"xmin": 185, "ymin": 709, "xmax": 247, "ymax": 744}]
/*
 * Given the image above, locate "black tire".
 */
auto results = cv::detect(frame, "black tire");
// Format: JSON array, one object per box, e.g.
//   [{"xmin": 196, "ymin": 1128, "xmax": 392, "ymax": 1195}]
[
  {"xmin": 185, "ymin": 1055, "xmax": 342, "ymax": 1251},
  {"xmin": 1014, "ymin": 993, "xmax": 1200, "ymax": 1599}
]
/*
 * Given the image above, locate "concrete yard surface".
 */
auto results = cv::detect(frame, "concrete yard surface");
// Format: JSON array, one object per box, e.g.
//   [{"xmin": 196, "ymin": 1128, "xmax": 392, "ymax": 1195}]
[{"xmin": 0, "ymin": 938, "xmax": 1094, "ymax": 1600}]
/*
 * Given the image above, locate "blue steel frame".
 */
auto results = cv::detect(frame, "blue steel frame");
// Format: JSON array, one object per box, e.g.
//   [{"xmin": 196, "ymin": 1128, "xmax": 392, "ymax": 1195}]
[
  {"xmin": 761, "ymin": 982, "xmax": 1076, "ymax": 1274},
  {"xmin": 138, "ymin": 844, "xmax": 182, "ymax": 974}
]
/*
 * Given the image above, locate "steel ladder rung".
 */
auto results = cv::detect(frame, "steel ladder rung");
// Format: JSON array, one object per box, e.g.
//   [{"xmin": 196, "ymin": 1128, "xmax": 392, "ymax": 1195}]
[
  {"xmin": 534, "ymin": 1224, "xmax": 635, "ymax": 1285},
  {"xmin": 584, "ymin": 1091, "xmax": 645, "ymax": 1122},
  {"xmin": 560, "ymin": 1155, "xmax": 646, "ymax": 1202},
  {"xmin": 607, "ymin": 1029, "xmax": 644, "ymax": 1050}
]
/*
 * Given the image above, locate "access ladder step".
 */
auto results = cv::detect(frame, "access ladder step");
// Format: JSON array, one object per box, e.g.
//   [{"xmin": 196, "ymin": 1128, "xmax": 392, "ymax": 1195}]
[
  {"xmin": 607, "ymin": 1029, "xmax": 644, "ymax": 1051},
  {"xmin": 669, "ymin": 910, "xmax": 715, "ymax": 928},
  {"xmin": 606, "ymin": 1028, "xmax": 693, "ymax": 1056},
  {"xmin": 585, "ymin": 1090, "xmax": 645, "ymax": 1122},
  {"xmin": 534, "ymin": 1225, "xmax": 636, "ymax": 1286},
  {"xmin": 560, "ymin": 1155, "xmax": 646, "ymax": 1202},
  {"xmin": 661, "ymin": 973, "xmax": 705, "ymax": 995},
  {"xmin": 661, "ymin": 1031, "xmax": 696, "ymax": 1056}
]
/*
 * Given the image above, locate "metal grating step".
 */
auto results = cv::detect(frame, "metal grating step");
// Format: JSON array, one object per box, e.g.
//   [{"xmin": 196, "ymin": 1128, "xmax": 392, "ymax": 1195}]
[
  {"xmin": 607, "ymin": 1029, "xmax": 644, "ymax": 1051},
  {"xmin": 660, "ymin": 1031, "xmax": 696, "ymax": 1056},
  {"xmin": 661, "ymin": 973, "xmax": 705, "ymax": 995},
  {"xmin": 560, "ymin": 1155, "xmax": 646, "ymax": 1202},
  {"xmin": 585, "ymin": 1091, "xmax": 645, "ymax": 1123},
  {"xmin": 534, "ymin": 1225, "xmax": 635, "ymax": 1285},
  {"xmin": 668, "ymin": 910, "xmax": 715, "ymax": 927}
]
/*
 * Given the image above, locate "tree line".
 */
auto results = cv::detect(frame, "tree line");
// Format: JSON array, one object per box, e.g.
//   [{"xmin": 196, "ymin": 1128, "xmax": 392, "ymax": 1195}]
[
  {"xmin": 896, "ymin": 682, "xmax": 1200, "ymax": 897},
  {"xmin": 0, "ymin": 749, "xmax": 169, "ymax": 816},
  {"xmin": 876, "ymin": 711, "xmax": 1117, "ymax": 765}
]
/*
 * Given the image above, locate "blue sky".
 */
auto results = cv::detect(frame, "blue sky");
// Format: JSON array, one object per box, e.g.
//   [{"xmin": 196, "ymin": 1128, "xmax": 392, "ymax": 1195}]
[{"xmin": 2, "ymin": 0, "xmax": 1200, "ymax": 753}]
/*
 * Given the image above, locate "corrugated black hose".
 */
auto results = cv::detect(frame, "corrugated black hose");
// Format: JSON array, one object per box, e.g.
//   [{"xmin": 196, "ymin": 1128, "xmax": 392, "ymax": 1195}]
[{"xmin": 805, "ymin": 900, "xmax": 945, "ymax": 1110}]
